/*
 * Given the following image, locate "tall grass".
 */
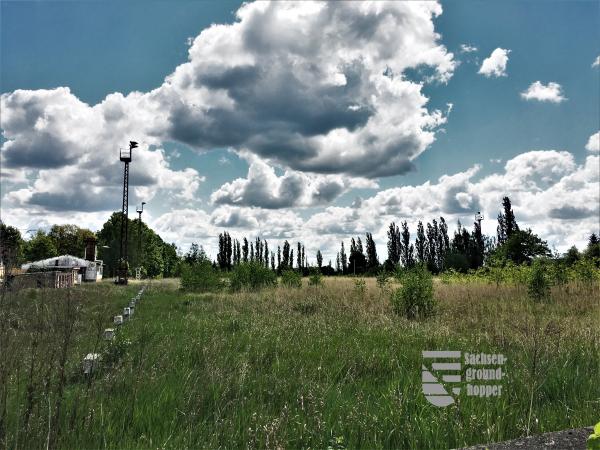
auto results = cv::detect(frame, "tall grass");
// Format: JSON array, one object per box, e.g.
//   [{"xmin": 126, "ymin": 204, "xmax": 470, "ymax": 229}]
[{"xmin": 1, "ymin": 276, "xmax": 598, "ymax": 449}]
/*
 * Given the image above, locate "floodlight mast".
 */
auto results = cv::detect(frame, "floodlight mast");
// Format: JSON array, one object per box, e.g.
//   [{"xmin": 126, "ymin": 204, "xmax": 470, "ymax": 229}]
[
  {"xmin": 475, "ymin": 211, "xmax": 484, "ymax": 228},
  {"xmin": 116, "ymin": 141, "xmax": 138, "ymax": 285},
  {"xmin": 137, "ymin": 202, "xmax": 146, "ymax": 276}
]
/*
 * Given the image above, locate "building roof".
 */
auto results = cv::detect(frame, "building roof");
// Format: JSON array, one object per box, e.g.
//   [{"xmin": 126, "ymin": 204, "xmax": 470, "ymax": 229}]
[{"xmin": 21, "ymin": 255, "xmax": 90, "ymax": 271}]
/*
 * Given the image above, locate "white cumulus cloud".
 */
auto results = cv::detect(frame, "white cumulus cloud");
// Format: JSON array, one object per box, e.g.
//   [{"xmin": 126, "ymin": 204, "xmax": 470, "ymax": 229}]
[
  {"xmin": 585, "ymin": 131, "xmax": 599, "ymax": 153},
  {"xmin": 478, "ymin": 48, "xmax": 510, "ymax": 77},
  {"xmin": 520, "ymin": 81, "xmax": 566, "ymax": 103}
]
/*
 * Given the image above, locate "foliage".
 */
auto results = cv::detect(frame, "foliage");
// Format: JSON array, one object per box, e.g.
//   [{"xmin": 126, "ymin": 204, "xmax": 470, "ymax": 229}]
[
  {"xmin": 376, "ymin": 269, "xmax": 389, "ymax": 291},
  {"xmin": 493, "ymin": 229, "xmax": 551, "ymax": 265},
  {"xmin": 0, "ymin": 223, "xmax": 23, "ymax": 268},
  {"xmin": 308, "ymin": 268, "xmax": 323, "ymax": 286},
  {"xmin": 97, "ymin": 212, "xmax": 181, "ymax": 279},
  {"xmin": 353, "ymin": 277, "xmax": 366, "ymax": 299},
  {"xmin": 180, "ymin": 260, "xmax": 222, "ymax": 292},
  {"xmin": 48, "ymin": 224, "xmax": 95, "ymax": 258},
  {"xmin": 281, "ymin": 269, "xmax": 302, "ymax": 289},
  {"xmin": 230, "ymin": 262, "xmax": 277, "ymax": 291},
  {"xmin": 391, "ymin": 266, "xmax": 435, "ymax": 319},
  {"xmin": 527, "ymin": 260, "xmax": 551, "ymax": 302},
  {"xmin": 23, "ymin": 230, "xmax": 58, "ymax": 263}
]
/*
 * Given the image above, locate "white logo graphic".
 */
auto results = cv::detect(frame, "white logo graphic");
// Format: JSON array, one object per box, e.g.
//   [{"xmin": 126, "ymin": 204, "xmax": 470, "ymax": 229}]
[
  {"xmin": 422, "ymin": 351, "xmax": 462, "ymax": 407},
  {"xmin": 422, "ymin": 350, "xmax": 506, "ymax": 407}
]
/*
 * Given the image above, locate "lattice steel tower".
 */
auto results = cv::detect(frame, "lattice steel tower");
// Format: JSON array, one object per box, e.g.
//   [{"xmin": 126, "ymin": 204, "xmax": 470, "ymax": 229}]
[{"xmin": 116, "ymin": 141, "xmax": 138, "ymax": 285}]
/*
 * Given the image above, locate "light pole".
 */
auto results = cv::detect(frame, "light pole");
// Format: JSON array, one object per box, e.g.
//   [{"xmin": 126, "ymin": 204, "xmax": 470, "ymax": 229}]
[
  {"xmin": 116, "ymin": 140, "xmax": 137, "ymax": 285},
  {"xmin": 136, "ymin": 202, "xmax": 146, "ymax": 279}
]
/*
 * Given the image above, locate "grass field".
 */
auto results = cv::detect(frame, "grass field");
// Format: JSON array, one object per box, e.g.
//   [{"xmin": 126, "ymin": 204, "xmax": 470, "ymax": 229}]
[{"xmin": 1, "ymin": 277, "xmax": 598, "ymax": 449}]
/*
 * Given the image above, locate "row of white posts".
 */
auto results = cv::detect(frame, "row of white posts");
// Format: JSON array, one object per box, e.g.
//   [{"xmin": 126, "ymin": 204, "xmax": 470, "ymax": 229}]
[{"xmin": 82, "ymin": 285, "xmax": 147, "ymax": 375}]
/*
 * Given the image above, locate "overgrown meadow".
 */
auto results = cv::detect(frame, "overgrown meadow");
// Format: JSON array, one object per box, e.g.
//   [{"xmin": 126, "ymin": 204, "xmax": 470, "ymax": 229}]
[{"xmin": 0, "ymin": 269, "xmax": 598, "ymax": 449}]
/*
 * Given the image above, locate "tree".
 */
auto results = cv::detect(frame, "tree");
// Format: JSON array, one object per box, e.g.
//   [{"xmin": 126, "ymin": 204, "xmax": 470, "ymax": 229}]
[
  {"xmin": 564, "ymin": 246, "xmax": 581, "ymax": 266},
  {"xmin": 242, "ymin": 238, "xmax": 249, "ymax": 262},
  {"xmin": 316, "ymin": 250, "xmax": 323, "ymax": 269},
  {"xmin": 426, "ymin": 221, "xmax": 438, "ymax": 273},
  {"xmin": 24, "ymin": 231, "xmax": 58, "ymax": 263},
  {"xmin": 185, "ymin": 243, "xmax": 202, "ymax": 265},
  {"xmin": 282, "ymin": 240, "xmax": 290, "ymax": 269},
  {"xmin": 297, "ymin": 242, "xmax": 302, "ymax": 270},
  {"xmin": 162, "ymin": 243, "xmax": 180, "ymax": 277},
  {"xmin": 48, "ymin": 224, "xmax": 95, "ymax": 258},
  {"xmin": 472, "ymin": 219, "xmax": 485, "ymax": 269},
  {"xmin": 400, "ymin": 221, "xmax": 414, "ymax": 268},
  {"xmin": 585, "ymin": 233, "xmax": 600, "ymax": 262},
  {"xmin": 349, "ymin": 237, "xmax": 366, "ymax": 274},
  {"xmin": 497, "ymin": 196, "xmax": 518, "ymax": 244},
  {"xmin": 365, "ymin": 232, "xmax": 379, "ymax": 271},
  {"xmin": 0, "ymin": 223, "xmax": 23, "ymax": 270},
  {"xmin": 415, "ymin": 221, "xmax": 426, "ymax": 265},
  {"xmin": 387, "ymin": 222, "xmax": 401, "ymax": 267},
  {"xmin": 277, "ymin": 245, "xmax": 281, "ymax": 272},
  {"xmin": 340, "ymin": 242, "xmax": 348, "ymax": 274},
  {"xmin": 495, "ymin": 229, "xmax": 551, "ymax": 265}
]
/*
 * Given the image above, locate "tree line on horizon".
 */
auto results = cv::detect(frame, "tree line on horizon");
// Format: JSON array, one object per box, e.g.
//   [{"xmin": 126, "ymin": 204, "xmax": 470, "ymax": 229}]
[{"xmin": 1, "ymin": 197, "xmax": 599, "ymax": 279}]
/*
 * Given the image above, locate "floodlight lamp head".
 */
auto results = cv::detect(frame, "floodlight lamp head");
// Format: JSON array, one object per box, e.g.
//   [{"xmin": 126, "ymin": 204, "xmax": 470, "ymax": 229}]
[{"xmin": 129, "ymin": 141, "xmax": 138, "ymax": 150}]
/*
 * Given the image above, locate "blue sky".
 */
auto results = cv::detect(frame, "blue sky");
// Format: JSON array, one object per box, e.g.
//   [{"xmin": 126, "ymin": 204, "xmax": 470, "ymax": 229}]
[{"xmin": 1, "ymin": 1, "xmax": 598, "ymax": 259}]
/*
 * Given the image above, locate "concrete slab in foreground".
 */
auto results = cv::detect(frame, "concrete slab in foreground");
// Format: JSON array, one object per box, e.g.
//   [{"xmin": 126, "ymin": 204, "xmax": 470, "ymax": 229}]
[{"xmin": 463, "ymin": 427, "xmax": 593, "ymax": 450}]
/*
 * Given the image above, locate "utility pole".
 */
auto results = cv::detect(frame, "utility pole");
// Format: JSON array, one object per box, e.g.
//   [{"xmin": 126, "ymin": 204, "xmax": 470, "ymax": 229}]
[
  {"xmin": 116, "ymin": 141, "xmax": 138, "ymax": 285},
  {"xmin": 136, "ymin": 202, "xmax": 146, "ymax": 279}
]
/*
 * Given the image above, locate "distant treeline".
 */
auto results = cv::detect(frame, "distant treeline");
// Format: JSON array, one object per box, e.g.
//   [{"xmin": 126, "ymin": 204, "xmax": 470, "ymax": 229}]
[{"xmin": 1, "ymin": 197, "xmax": 599, "ymax": 278}]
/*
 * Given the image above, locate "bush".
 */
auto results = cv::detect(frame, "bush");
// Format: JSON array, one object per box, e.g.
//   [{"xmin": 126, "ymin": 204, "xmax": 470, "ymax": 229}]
[
  {"xmin": 230, "ymin": 262, "xmax": 277, "ymax": 291},
  {"xmin": 308, "ymin": 268, "xmax": 323, "ymax": 286},
  {"xmin": 281, "ymin": 270, "xmax": 302, "ymax": 288},
  {"xmin": 353, "ymin": 277, "xmax": 367, "ymax": 299},
  {"xmin": 391, "ymin": 266, "xmax": 435, "ymax": 319},
  {"xmin": 376, "ymin": 269, "xmax": 389, "ymax": 291},
  {"xmin": 180, "ymin": 261, "xmax": 222, "ymax": 292},
  {"xmin": 527, "ymin": 260, "xmax": 550, "ymax": 302}
]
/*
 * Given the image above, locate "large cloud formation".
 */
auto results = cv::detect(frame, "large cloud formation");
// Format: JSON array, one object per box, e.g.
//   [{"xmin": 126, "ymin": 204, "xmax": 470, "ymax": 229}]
[{"xmin": 1, "ymin": 1, "xmax": 456, "ymax": 203}]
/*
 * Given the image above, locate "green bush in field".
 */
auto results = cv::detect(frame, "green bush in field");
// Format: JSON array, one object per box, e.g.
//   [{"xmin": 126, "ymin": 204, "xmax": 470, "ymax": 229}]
[
  {"xmin": 230, "ymin": 262, "xmax": 277, "ymax": 291},
  {"xmin": 527, "ymin": 260, "xmax": 550, "ymax": 302},
  {"xmin": 180, "ymin": 261, "xmax": 222, "ymax": 292},
  {"xmin": 376, "ymin": 269, "xmax": 389, "ymax": 291},
  {"xmin": 572, "ymin": 258, "xmax": 597, "ymax": 286},
  {"xmin": 391, "ymin": 266, "xmax": 435, "ymax": 319},
  {"xmin": 281, "ymin": 269, "xmax": 302, "ymax": 288},
  {"xmin": 308, "ymin": 268, "xmax": 323, "ymax": 286},
  {"xmin": 353, "ymin": 277, "xmax": 367, "ymax": 299}
]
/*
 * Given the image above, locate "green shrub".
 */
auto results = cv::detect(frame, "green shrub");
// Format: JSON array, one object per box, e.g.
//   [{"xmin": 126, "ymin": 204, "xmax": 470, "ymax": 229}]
[
  {"xmin": 572, "ymin": 258, "xmax": 597, "ymax": 286},
  {"xmin": 230, "ymin": 262, "xmax": 277, "ymax": 291},
  {"xmin": 353, "ymin": 277, "xmax": 367, "ymax": 299},
  {"xmin": 391, "ymin": 266, "xmax": 435, "ymax": 319},
  {"xmin": 180, "ymin": 261, "xmax": 222, "ymax": 292},
  {"xmin": 308, "ymin": 268, "xmax": 323, "ymax": 286},
  {"xmin": 281, "ymin": 270, "xmax": 302, "ymax": 288},
  {"xmin": 376, "ymin": 269, "xmax": 389, "ymax": 291},
  {"xmin": 527, "ymin": 260, "xmax": 550, "ymax": 302}
]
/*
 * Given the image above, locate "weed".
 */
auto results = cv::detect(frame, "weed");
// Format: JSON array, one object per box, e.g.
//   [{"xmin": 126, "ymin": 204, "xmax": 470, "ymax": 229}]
[
  {"xmin": 281, "ymin": 270, "xmax": 302, "ymax": 288},
  {"xmin": 391, "ymin": 266, "xmax": 435, "ymax": 319},
  {"xmin": 230, "ymin": 262, "xmax": 277, "ymax": 291},
  {"xmin": 527, "ymin": 260, "xmax": 550, "ymax": 302},
  {"xmin": 308, "ymin": 268, "xmax": 323, "ymax": 287}
]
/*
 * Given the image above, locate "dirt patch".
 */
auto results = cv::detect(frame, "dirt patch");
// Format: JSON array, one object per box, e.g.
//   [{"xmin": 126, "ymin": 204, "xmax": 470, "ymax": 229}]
[{"xmin": 463, "ymin": 427, "xmax": 593, "ymax": 450}]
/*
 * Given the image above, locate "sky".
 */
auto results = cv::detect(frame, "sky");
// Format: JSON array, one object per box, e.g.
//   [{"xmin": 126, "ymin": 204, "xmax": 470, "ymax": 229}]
[{"xmin": 1, "ymin": 0, "xmax": 599, "ymax": 262}]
